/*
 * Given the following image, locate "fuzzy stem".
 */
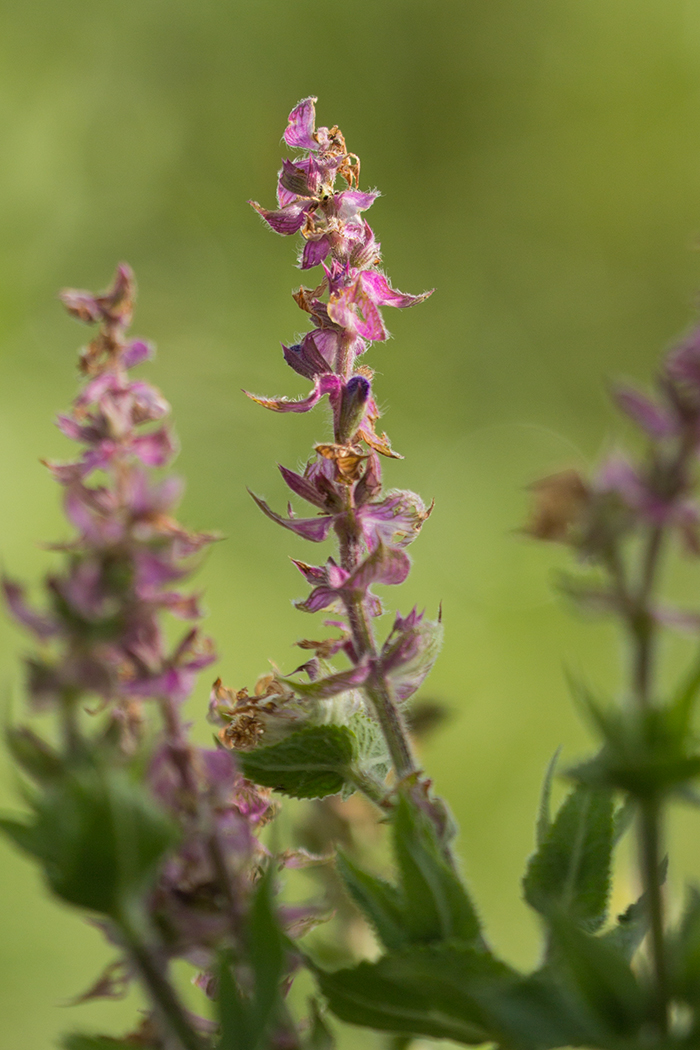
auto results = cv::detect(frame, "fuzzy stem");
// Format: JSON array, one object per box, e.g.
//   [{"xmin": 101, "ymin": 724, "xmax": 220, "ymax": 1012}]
[{"xmin": 336, "ymin": 490, "xmax": 418, "ymax": 782}]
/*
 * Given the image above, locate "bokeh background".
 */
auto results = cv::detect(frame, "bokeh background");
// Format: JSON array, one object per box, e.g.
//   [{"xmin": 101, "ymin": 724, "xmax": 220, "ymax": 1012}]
[{"xmin": 3, "ymin": 1, "xmax": 700, "ymax": 1046}]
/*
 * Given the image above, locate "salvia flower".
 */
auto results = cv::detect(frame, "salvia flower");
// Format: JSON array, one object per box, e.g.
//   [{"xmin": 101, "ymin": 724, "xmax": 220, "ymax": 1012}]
[{"xmin": 220, "ymin": 99, "xmax": 441, "ymax": 792}]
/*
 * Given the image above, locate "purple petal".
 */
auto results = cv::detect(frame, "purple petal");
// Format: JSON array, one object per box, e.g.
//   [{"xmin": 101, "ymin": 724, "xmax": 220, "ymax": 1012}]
[
  {"xmin": 358, "ymin": 490, "xmax": 431, "ymax": 550},
  {"xmin": 295, "ymin": 585, "xmax": 340, "ymax": 613},
  {"xmin": 122, "ymin": 339, "xmax": 154, "ymax": 368},
  {"xmin": 249, "ymin": 199, "xmax": 312, "ymax": 235},
  {"xmin": 284, "ymin": 97, "xmax": 318, "ymax": 150},
  {"xmin": 249, "ymin": 491, "xmax": 334, "ymax": 542},
  {"xmin": 56, "ymin": 414, "xmax": 98, "ymax": 443},
  {"xmin": 291, "ymin": 559, "xmax": 331, "ymax": 584},
  {"xmin": 666, "ymin": 332, "xmax": 700, "ymax": 391},
  {"xmin": 335, "ymin": 190, "xmax": 378, "ymax": 221},
  {"xmin": 245, "ymin": 373, "xmax": 341, "ymax": 414},
  {"xmin": 301, "ymin": 236, "xmax": 331, "ymax": 270},
  {"xmin": 3, "ymin": 579, "xmax": 58, "ymax": 639},
  {"xmin": 282, "ymin": 332, "xmax": 333, "ymax": 380},
  {"xmin": 133, "ymin": 427, "xmax": 177, "ymax": 466},
  {"xmin": 346, "ymin": 544, "xmax": 411, "ymax": 592},
  {"xmin": 327, "ymin": 286, "xmax": 388, "ymax": 342},
  {"xmin": 278, "ymin": 158, "xmax": 314, "ymax": 199},
  {"xmin": 283, "ymin": 662, "xmax": 370, "ymax": 699},
  {"xmin": 355, "ymin": 451, "xmax": 383, "ymax": 506},
  {"xmin": 359, "ymin": 270, "xmax": 434, "ymax": 309},
  {"xmin": 613, "ymin": 386, "xmax": 675, "ymax": 438},
  {"xmin": 278, "ymin": 464, "xmax": 330, "ymax": 510}
]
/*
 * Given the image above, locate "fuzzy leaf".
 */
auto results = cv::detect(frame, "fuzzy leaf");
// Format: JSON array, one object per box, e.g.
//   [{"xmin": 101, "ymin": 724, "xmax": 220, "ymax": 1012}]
[
  {"xmin": 238, "ymin": 725, "xmax": 357, "ymax": 799},
  {"xmin": 523, "ymin": 783, "xmax": 614, "ymax": 931},
  {"xmin": 336, "ymin": 851, "xmax": 408, "ymax": 951},
  {"xmin": 348, "ymin": 711, "xmax": 391, "ymax": 787},
  {"xmin": 313, "ymin": 944, "xmax": 514, "ymax": 1045},
  {"xmin": 393, "ymin": 793, "xmax": 482, "ymax": 946}
]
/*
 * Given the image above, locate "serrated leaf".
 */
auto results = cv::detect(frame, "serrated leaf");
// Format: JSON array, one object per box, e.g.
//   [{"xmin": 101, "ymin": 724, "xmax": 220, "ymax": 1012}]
[
  {"xmin": 523, "ymin": 783, "xmax": 614, "ymax": 931},
  {"xmin": 238, "ymin": 725, "xmax": 357, "ymax": 799},
  {"xmin": 393, "ymin": 793, "xmax": 482, "ymax": 946},
  {"xmin": 313, "ymin": 944, "xmax": 515, "ymax": 1045},
  {"xmin": 336, "ymin": 850, "xmax": 408, "ymax": 951}
]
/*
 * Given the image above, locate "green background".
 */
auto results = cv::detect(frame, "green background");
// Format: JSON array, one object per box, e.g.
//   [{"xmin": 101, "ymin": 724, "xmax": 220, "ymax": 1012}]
[{"xmin": 3, "ymin": 1, "xmax": 700, "ymax": 1045}]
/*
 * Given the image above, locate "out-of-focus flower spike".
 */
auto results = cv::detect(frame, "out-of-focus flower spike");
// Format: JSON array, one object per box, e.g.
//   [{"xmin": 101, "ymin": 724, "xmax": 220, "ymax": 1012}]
[
  {"xmin": 613, "ymin": 385, "xmax": 675, "ymax": 438},
  {"xmin": 3, "ymin": 579, "xmax": 59, "ymax": 640}
]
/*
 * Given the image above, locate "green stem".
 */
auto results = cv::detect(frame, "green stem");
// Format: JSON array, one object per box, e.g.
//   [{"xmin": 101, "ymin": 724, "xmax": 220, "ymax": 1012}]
[
  {"xmin": 122, "ymin": 922, "xmax": 205, "ymax": 1050},
  {"xmin": 628, "ymin": 523, "xmax": 668, "ymax": 1034}
]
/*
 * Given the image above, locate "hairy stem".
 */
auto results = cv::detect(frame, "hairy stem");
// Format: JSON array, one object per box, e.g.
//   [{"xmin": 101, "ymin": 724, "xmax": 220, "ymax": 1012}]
[{"xmin": 336, "ymin": 489, "xmax": 418, "ymax": 782}]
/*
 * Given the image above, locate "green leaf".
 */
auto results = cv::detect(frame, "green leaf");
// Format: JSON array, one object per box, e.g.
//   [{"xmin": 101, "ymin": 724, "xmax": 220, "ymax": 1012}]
[
  {"xmin": 473, "ymin": 970, "xmax": 607, "ymax": 1050},
  {"xmin": 6, "ymin": 726, "xmax": 61, "ymax": 782},
  {"xmin": 336, "ymin": 792, "xmax": 481, "ymax": 951},
  {"xmin": 247, "ymin": 866, "xmax": 286, "ymax": 1038},
  {"xmin": 1, "ymin": 759, "xmax": 178, "ymax": 918},
  {"xmin": 523, "ymin": 783, "xmax": 614, "ymax": 931},
  {"xmin": 217, "ymin": 952, "xmax": 253, "ymax": 1050},
  {"xmin": 546, "ymin": 913, "xmax": 646, "ymax": 1038},
  {"xmin": 536, "ymin": 747, "xmax": 561, "ymax": 848},
  {"xmin": 313, "ymin": 943, "xmax": 515, "ymax": 1045},
  {"xmin": 238, "ymin": 725, "xmax": 357, "ymax": 799},
  {"xmin": 393, "ymin": 793, "xmax": 482, "ymax": 946},
  {"xmin": 670, "ymin": 886, "xmax": 700, "ymax": 1005},
  {"xmin": 218, "ymin": 866, "xmax": 286, "ymax": 1050},
  {"xmin": 336, "ymin": 850, "xmax": 408, "ymax": 951}
]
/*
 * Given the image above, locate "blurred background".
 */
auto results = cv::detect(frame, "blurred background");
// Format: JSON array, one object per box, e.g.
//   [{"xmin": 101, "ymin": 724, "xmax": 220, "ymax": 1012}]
[{"xmin": 3, "ymin": 0, "xmax": 700, "ymax": 1045}]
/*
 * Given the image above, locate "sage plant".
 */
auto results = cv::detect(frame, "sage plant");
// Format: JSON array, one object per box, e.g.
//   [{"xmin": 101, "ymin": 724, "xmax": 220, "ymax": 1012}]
[{"xmin": 212, "ymin": 97, "xmax": 445, "ymax": 821}]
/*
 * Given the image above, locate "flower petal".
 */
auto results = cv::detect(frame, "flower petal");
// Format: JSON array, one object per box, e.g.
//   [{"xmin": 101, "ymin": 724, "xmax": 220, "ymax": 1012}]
[
  {"xmin": 249, "ymin": 491, "xmax": 334, "ymax": 542},
  {"xmin": 284, "ymin": 97, "xmax": 318, "ymax": 150}
]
